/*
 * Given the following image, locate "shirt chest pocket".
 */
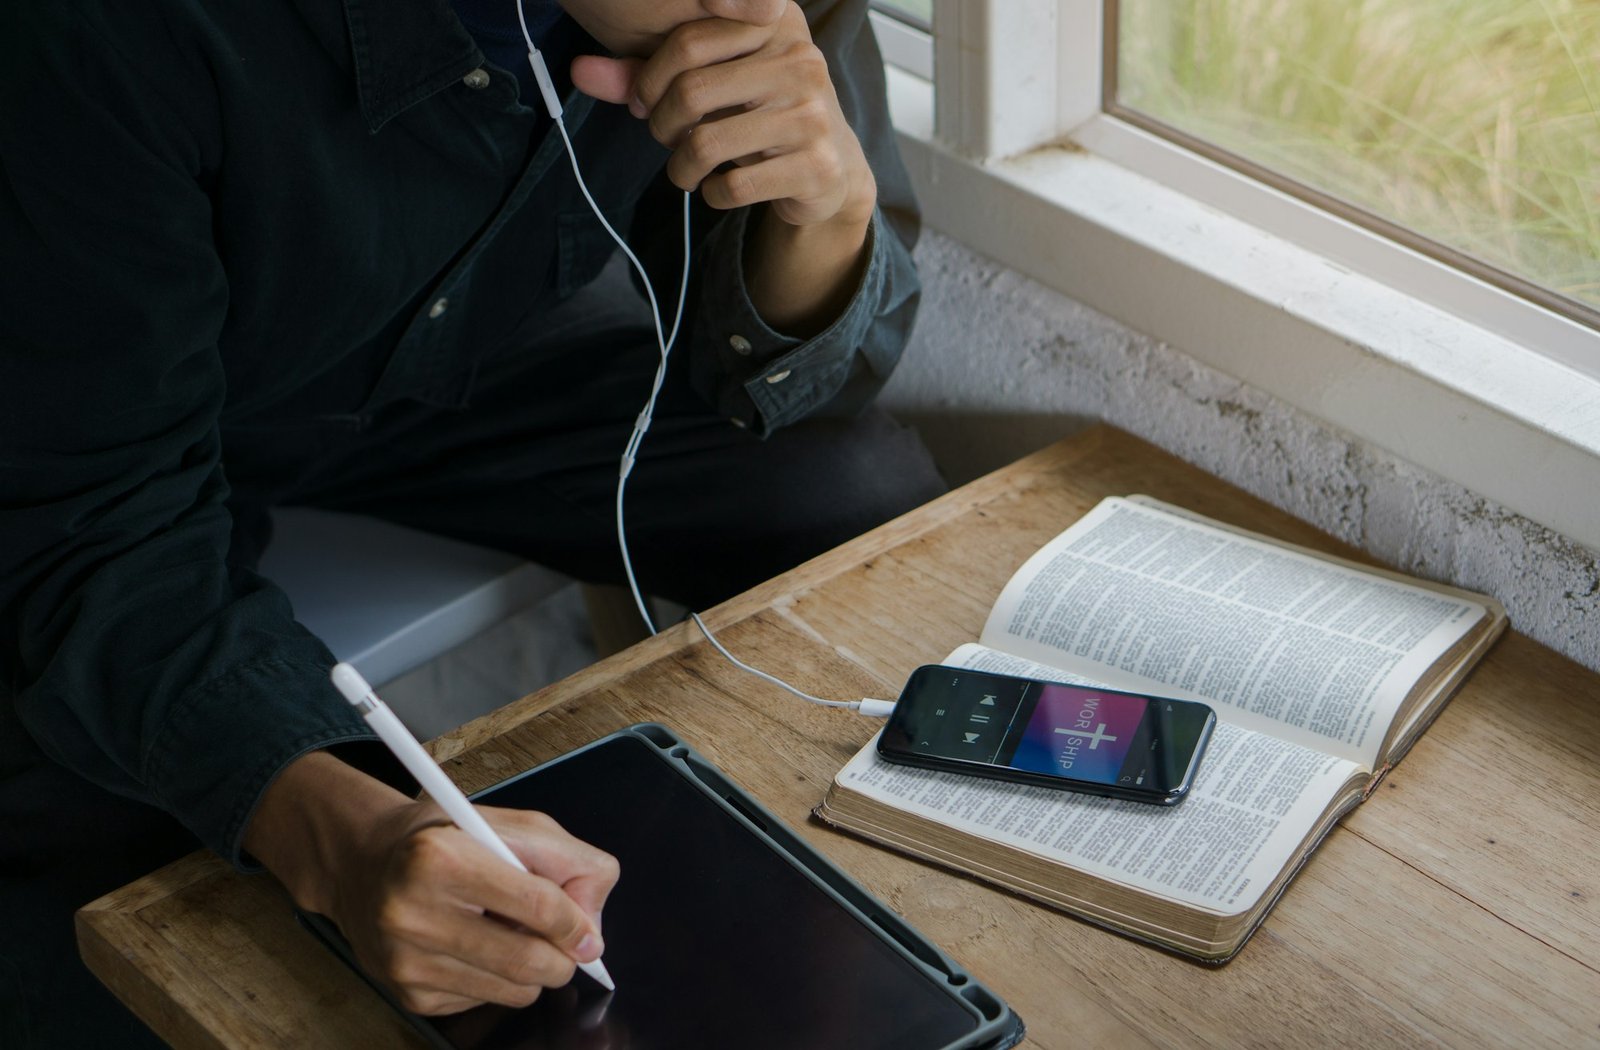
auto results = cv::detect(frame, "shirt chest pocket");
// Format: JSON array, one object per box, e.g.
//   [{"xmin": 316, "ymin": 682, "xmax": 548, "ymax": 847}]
[{"xmin": 556, "ymin": 210, "xmax": 622, "ymax": 299}]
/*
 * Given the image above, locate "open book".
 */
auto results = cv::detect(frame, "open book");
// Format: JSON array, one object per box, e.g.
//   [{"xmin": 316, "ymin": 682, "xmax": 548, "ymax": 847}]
[{"xmin": 815, "ymin": 496, "xmax": 1506, "ymax": 962}]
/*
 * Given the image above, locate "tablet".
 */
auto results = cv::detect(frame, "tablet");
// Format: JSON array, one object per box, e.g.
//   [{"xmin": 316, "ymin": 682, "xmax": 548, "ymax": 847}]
[{"xmin": 302, "ymin": 723, "xmax": 1023, "ymax": 1050}]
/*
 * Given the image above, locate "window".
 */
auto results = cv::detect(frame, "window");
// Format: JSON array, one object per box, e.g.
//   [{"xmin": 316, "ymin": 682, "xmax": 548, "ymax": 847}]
[
  {"xmin": 871, "ymin": 0, "xmax": 931, "ymax": 29},
  {"xmin": 869, "ymin": 1, "xmax": 933, "ymax": 80},
  {"xmin": 881, "ymin": 0, "xmax": 1600, "ymax": 554},
  {"xmin": 907, "ymin": 0, "xmax": 1598, "ymax": 374},
  {"xmin": 1111, "ymin": 0, "xmax": 1600, "ymax": 326}
]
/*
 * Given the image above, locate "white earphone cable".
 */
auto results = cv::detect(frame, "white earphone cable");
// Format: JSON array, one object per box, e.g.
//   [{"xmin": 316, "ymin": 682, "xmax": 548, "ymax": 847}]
[{"xmin": 518, "ymin": 27, "xmax": 891, "ymax": 717}]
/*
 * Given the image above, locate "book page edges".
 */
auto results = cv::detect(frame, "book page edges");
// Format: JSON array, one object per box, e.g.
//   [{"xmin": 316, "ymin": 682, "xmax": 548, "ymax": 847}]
[
  {"xmin": 1380, "ymin": 611, "xmax": 1509, "ymax": 765},
  {"xmin": 816, "ymin": 777, "xmax": 1367, "ymax": 964}
]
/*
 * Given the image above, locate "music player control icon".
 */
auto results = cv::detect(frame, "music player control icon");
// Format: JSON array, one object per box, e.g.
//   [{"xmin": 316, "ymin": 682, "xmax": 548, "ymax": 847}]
[{"xmin": 963, "ymin": 732, "xmax": 980, "ymax": 744}]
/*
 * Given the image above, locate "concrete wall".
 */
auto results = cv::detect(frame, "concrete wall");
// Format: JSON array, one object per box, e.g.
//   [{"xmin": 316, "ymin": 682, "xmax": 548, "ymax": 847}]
[{"xmin": 881, "ymin": 230, "xmax": 1600, "ymax": 672}]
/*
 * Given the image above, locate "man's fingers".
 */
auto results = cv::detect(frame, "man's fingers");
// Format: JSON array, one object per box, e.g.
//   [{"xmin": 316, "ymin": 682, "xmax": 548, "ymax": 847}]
[
  {"xmin": 395, "ymin": 989, "xmax": 481, "ymax": 1017},
  {"xmin": 392, "ymin": 819, "xmax": 609, "ymax": 961},
  {"xmin": 571, "ymin": 54, "xmax": 644, "ymax": 109},
  {"xmin": 699, "ymin": 150, "xmax": 846, "ymax": 221},
  {"xmin": 702, "ymin": 0, "xmax": 789, "ymax": 27},
  {"xmin": 391, "ymin": 949, "xmax": 567, "ymax": 1015},
  {"xmin": 464, "ymin": 855, "xmax": 602, "ymax": 961},
  {"xmin": 646, "ymin": 51, "xmax": 794, "ymax": 147},
  {"xmin": 665, "ymin": 109, "xmax": 795, "ymax": 190},
  {"xmin": 395, "ymin": 904, "xmax": 585, "ymax": 990},
  {"xmin": 664, "ymin": 103, "xmax": 848, "ymax": 209},
  {"xmin": 344, "ymin": 804, "xmax": 620, "ymax": 1023},
  {"xmin": 633, "ymin": 19, "xmax": 775, "ymax": 115},
  {"xmin": 481, "ymin": 807, "xmax": 621, "ymax": 903},
  {"xmin": 469, "ymin": 810, "xmax": 618, "ymax": 955},
  {"xmin": 559, "ymin": 872, "xmax": 614, "ymax": 931}
]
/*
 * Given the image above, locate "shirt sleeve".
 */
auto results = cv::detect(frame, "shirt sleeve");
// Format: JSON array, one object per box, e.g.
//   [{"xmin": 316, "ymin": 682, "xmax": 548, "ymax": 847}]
[
  {"xmin": 631, "ymin": 0, "xmax": 922, "ymax": 437},
  {"xmin": 0, "ymin": 4, "xmax": 385, "ymax": 869}
]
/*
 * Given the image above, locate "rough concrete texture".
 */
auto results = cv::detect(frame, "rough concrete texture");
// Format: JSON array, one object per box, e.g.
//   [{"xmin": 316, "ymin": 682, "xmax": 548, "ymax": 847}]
[{"xmin": 881, "ymin": 230, "xmax": 1600, "ymax": 672}]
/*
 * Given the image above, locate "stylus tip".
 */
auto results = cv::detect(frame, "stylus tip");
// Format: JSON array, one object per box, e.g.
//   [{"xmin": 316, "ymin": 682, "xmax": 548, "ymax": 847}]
[{"xmin": 582, "ymin": 959, "xmax": 616, "ymax": 991}]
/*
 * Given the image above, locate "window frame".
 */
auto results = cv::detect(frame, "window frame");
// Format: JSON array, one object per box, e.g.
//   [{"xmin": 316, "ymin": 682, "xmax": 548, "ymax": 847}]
[
  {"xmin": 875, "ymin": 0, "xmax": 1600, "ymax": 553},
  {"xmin": 931, "ymin": 0, "xmax": 1600, "ymax": 376},
  {"xmin": 867, "ymin": 3, "xmax": 932, "ymax": 81}
]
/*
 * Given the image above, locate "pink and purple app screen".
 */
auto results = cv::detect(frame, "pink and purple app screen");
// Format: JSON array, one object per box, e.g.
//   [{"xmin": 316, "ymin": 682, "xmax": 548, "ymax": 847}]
[{"xmin": 1007, "ymin": 684, "xmax": 1150, "ymax": 785}]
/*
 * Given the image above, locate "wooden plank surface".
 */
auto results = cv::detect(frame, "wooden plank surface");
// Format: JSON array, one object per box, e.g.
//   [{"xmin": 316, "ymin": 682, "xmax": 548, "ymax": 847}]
[{"xmin": 78, "ymin": 426, "xmax": 1600, "ymax": 1048}]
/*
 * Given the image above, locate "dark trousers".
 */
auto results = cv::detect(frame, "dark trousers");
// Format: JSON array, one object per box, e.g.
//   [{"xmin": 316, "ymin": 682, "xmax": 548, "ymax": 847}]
[{"xmin": 0, "ymin": 268, "xmax": 945, "ymax": 1046}]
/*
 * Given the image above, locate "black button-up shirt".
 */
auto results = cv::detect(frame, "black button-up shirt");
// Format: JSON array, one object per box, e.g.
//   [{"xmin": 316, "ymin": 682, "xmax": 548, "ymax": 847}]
[{"xmin": 0, "ymin": 0, "xmax": 918, "ymax": 864}]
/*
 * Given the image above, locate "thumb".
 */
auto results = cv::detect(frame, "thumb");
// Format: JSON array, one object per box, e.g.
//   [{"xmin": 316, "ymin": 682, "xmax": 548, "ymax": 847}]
[{"xmin": 571, "ymin": 54, "xmax": 646, "ymax": 115}]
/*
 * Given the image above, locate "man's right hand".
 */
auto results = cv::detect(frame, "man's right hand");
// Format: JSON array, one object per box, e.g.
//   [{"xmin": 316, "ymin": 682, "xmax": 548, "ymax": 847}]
[{"xmin": 243, "ymin": 750, "xmax": 620, "ymax": 1015}]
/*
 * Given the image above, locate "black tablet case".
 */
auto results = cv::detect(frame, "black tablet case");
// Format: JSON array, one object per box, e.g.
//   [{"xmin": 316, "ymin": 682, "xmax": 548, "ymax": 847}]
[{"xmin": 301, "ymin": 723, "xmax": 1024, "ymax": 1050}]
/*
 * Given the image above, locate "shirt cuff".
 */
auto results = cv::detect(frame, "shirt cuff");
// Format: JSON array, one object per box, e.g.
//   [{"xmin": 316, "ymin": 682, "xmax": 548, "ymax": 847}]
[
  {"xmin": 689, "ymin": 204, "xmax": 891, "ymax": 436},
  {"xmin": 141, "ymin": 654, "xmax": 394, "ymax": 871}
]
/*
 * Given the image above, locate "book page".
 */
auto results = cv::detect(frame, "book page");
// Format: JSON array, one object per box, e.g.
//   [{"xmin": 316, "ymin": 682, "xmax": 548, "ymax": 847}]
[
  {"xmin": 980, "ymin": 498, "xmax": 1484, "ymax": 766},
  {"xmin": 837, "ymin": 721, "xmax": 1357, "ymax": 915},
  {"xmin": 943, "ymin": 642, "xmax": 1299, "ymax": 745}
]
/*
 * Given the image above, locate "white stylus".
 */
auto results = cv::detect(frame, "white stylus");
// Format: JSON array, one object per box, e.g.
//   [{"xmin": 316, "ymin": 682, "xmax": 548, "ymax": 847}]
[{"xmin": 330, "ymin": 662, "xmax": 616, "ymax": 992}]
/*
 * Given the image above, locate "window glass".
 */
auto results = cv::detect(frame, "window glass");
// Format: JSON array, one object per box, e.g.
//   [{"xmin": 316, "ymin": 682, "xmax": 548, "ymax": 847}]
[
  {"xmin": 872, "ymin": 0, "xmax": 933, "ymax": 29},
  {"xmin": 1115, "ymin": 0, "xmax": 1600, "ymax": 315}
]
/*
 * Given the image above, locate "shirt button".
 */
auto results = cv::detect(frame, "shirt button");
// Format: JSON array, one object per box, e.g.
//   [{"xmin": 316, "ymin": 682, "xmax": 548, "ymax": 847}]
[
  {"xmin": 764, "ymin": 369, "xmax": 791, "ymax": 384},
  {"xmin": 428, "ymin": 297, "xmax": 449, "ymax": 319},
  {"xmin": 728, "ymin": 334, "xmax": 752, "ymax": 355},
  {"xmin": 463, "ymin": 68, "xmax": 491, "ymax": 90}
]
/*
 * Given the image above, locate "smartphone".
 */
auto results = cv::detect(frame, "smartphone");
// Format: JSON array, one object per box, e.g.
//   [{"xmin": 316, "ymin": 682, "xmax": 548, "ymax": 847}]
[{"xmin": 878, "ymin": 665, "xmax": 1217, "ymax": 805}]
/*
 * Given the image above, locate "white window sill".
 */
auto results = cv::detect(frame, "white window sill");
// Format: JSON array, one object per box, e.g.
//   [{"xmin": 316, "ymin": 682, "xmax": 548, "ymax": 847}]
[{"xmin": 886, "ymin": 68, "xmax": 1600, "ymax": 553}]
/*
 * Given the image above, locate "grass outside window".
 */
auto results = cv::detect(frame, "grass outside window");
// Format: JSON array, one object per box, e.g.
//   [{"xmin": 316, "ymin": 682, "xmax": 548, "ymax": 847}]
[{"xmin": 1115, "ymin": 0, "xmax": 1600, "ymax": 317}]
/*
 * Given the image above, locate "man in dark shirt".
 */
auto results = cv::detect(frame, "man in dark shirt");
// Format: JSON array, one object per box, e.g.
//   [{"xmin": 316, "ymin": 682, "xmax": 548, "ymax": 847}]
[{"xmin": 0, "ymin": 0, "xmax": 941, "ymax": 1042}]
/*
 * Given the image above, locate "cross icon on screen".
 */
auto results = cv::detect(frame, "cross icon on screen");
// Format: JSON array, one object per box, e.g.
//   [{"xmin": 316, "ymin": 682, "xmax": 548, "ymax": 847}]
[{"xmin": 1055, "ymin": 723, "xmax": 1119, "ymax": 749}]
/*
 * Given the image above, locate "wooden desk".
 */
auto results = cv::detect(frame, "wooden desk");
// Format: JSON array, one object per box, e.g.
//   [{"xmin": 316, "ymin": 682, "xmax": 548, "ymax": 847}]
[{"xmin": 80, "ymin": 426, "xmax": 1600, "ymax": 1048}]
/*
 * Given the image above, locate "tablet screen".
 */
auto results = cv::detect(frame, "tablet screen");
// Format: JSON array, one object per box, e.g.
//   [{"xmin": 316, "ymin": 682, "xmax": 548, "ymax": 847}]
[{"xmin": 427, "ymin": 733, "xmax": 980, "ymax": 1050}]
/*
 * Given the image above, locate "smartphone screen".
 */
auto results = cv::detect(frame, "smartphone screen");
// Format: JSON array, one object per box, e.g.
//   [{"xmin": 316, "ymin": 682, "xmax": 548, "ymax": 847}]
[{"xmin": 878, "ymin": 666, "xmax": 1216, "ymax": 804}]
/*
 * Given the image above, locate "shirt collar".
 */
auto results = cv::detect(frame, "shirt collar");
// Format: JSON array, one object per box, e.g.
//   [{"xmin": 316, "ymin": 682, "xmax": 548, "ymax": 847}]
[{"xmin": 341, "ymin": 0, "xmax": 482, "ymax": 132}]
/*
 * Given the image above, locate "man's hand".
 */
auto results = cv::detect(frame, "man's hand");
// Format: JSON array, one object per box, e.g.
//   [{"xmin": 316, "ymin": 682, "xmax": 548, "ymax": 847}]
[
  {"xmin": 569, "ymin": 1, "xmax": 878, "ymax": 333},
  {"xmin": 571, "ymin": 3, "xmax": 875, "ymax": 230},
  {"xmin": 557, "ymin": 0, "xmax": 789, "ymax": 61},
  {"xmin": 244, "ymin": 751, "xmax": 619, "ymax": 1015}
]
